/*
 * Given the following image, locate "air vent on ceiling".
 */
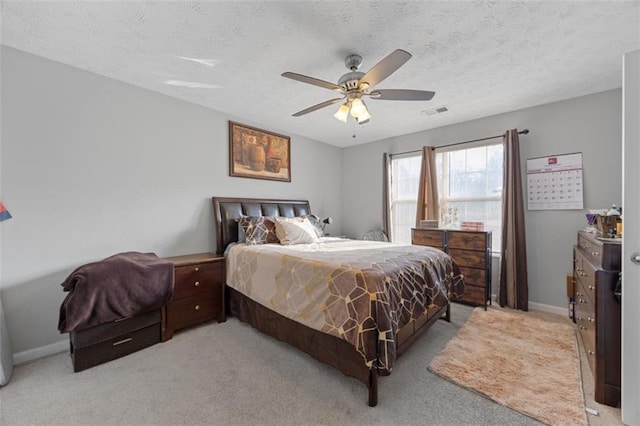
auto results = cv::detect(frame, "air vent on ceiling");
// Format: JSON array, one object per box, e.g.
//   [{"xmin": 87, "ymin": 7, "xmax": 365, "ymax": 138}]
[{"xmin": 421, "ymin": 105, "xmax": 449, "ymax": 116}]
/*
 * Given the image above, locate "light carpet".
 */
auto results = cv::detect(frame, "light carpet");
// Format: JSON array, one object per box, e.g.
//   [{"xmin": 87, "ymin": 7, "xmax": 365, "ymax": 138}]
[{"xmin": 429, "ymin": 307, "xmax": 588, "ymax": 426}]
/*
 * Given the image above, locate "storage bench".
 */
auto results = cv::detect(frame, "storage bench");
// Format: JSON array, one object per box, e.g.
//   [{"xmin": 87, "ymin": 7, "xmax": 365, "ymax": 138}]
[{"xmin": 69, "ymin": 309, "xmax": 161, "ymax": 372}]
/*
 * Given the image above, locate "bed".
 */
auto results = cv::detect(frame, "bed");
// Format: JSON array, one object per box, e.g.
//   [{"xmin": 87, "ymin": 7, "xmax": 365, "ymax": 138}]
[{"xmin": 213, "ymin": 196, "xmax": 464, "ymax": 406}]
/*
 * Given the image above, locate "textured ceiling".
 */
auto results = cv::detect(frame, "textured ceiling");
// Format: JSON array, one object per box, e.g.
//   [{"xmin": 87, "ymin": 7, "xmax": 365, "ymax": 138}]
[{"xmin": 1, "ymin": 1, "xmax": 639, "ymax": 148}]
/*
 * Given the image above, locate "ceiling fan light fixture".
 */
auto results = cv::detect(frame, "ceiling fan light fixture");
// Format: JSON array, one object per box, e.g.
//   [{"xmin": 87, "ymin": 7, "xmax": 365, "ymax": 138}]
[
  {"xmin": 333, "ymin": 102, "xmax": 350, "ymax": 122},
  {"xmin": 350, "ymin": 98, "xmax": 371, "ymax": 122}
]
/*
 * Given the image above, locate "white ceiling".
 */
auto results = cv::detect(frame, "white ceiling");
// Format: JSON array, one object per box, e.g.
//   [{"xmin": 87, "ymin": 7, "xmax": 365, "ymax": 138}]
[{"xmin": 1, "ymin": 1, "xmax": 639, "ymax": 148}]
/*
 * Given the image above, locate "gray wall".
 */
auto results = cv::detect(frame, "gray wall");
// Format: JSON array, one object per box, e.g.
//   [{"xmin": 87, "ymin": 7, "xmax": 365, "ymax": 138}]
[
  {"xmin": 342, "ymin": 90, "xmax": 622, "ymax": 308},
  {"xmin": 0, "ymin": 47, "xmax": 342, "ymax": 354}
]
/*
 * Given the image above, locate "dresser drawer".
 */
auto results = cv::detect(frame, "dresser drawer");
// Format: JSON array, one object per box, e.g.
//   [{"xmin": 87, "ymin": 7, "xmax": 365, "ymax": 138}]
[
  {"xmin": 448, "ymin": 248, "xmax": 487, "ymax": 269},
  {"xmin": 412, "ymin": 229, "xmax": 445, "ymax": 248},
  {"xmin": 459, "ymin": 266, "xmax": 486, "ymax": 287},
  {"xmin": 574, "ymin": 250, "xmax": 597, "ymax": 303},
  {"xmin": 173, "ymin": 261, "xmax": 223, "ymax": 300},
  {"xmin": 577, "ymin": 232, "xmax": 621, "ymax": 270},
  {"xmin": 574, "ymin": 274, "xmax": 594, "ymax": 306},
  {"xmin": 448, "ymin": 231, "xmax": 488, "ymax": 251},
  {"xmin": 460, "ymin": 284, "xmax": 486, "ymax": 305},
  {"xmin": 166, "ymin": 290, "xmax": 222, "ymax": 331},
  {"xmin": 577, "ymin": 233, "xmax": 604, "ymax": 269},
  {"xmin": 70, "ymin": 312, "xmax": 161, "ymax": 373},
  {"xmin": 574, "ymin": 294, "xmax": 596, "ymax": 375}
]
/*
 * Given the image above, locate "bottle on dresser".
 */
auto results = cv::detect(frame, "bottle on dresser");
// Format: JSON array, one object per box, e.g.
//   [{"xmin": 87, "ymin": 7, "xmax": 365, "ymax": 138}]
[{"xmin": 606, "ymin": 205, "xmax": 621, "ymax": 238}]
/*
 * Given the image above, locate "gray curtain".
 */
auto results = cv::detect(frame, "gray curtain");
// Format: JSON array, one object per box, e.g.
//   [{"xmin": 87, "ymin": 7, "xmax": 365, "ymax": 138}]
[
  {"xmin": 415, "ymin": 146, "xmax": 439, "ymax": 227},
  {"xmin": 382, "ymin": 153, "xmax": 391, "ymax": 240},
  {"xmin": 499, "ymin": 129, "xmax": 528, "ymax": 310}
]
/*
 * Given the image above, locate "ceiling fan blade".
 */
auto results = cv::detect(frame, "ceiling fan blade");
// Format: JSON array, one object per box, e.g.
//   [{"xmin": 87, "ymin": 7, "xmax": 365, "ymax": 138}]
[
  {"xmin": 282, "ymin": 72, "xmax": 344, "ymax": 93},
  {"xmin": 359, "ymin": 49, "xmax": 412, "ymax": 88},
  {"xmin": 292, "ymin": 98, "xmax": 343, "ymax": 117},
  {"xmin": 368, "ymin": 89, "xmax": 435, "ymax": 101}
]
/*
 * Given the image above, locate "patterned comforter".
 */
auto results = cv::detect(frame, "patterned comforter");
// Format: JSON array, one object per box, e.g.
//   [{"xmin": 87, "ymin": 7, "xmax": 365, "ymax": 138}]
[{"xmin": 226, "ymin": 238, "xmax": 463, "ymax": 374}]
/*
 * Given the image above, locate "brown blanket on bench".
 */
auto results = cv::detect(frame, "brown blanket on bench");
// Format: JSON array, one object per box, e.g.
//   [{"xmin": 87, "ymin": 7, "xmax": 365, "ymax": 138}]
[{"xmin": 58, "ymin": 252, "xmax": 174, "ymax": 333}]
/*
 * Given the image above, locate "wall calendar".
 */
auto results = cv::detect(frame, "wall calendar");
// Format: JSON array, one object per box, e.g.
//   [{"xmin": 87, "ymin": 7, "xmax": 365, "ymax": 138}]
[{"xmin": 526, "ymin": 152, "xmax": 583, "ymax": 210}]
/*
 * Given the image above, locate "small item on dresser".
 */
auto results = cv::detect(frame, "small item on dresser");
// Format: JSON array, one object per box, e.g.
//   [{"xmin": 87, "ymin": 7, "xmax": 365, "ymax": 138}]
[
  {"xmin": 616, "ymin": 215, "xmax": 623, "ymax": 238},
  {"xmin": 419, "ymin": 220, "xmax": 439, "ymax": 229},
  {"xmin": 460, "ymin": 221, "xmax": 485, "ymax": 231},
  {"xmin": 595, "ymin": 215, "xmax": 617, "ymax": 236}
]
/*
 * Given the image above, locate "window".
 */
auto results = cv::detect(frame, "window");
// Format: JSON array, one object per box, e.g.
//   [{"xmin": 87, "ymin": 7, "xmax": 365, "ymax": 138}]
[
  {"xmin": 389, "ymin": 143, "xmax": 503, "ymax": 251},
  {"xmin": 437, "ymin": 143, "xmax": 503, "ymax": 251},
  {"xmin": 389, "ymin": 155, "xmax": 421, "ymax": 244}
]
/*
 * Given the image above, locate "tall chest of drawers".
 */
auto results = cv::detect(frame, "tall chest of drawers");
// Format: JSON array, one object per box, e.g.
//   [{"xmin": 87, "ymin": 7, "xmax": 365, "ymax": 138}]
[
  {"xmin": 412, "ymin": 228, "xmax": 492, "ymax": 309},
  {"xmin": 162, "ymin": 252, "xmax": 226, "ymax": 341},
  {"xmin": 573, "ymin": 230, "xmax": 621, "ymax": 406}
]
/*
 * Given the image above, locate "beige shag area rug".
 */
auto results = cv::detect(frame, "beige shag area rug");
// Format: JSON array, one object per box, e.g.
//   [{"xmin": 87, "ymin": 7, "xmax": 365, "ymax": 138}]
[{"xmin": 429, "ymin": 308, "xmax": 587, "ymax": 426}]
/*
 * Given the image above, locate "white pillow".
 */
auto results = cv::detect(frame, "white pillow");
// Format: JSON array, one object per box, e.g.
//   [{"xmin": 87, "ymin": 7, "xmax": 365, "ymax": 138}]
[{"xmin": 274, "ymin": 217, "xmax": 320, "ymax": 245}]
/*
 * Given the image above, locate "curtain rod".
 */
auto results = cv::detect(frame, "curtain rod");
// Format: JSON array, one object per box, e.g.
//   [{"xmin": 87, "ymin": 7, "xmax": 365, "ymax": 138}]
[{"xmin": 390, "ymin": 129, "xmax": 530, "ymax": 157}]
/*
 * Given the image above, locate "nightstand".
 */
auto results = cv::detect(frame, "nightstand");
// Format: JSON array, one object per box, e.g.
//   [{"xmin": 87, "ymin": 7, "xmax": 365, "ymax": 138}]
[{"xmin": 162, "ymin": 252, "xmax": 225, "ymax": 341}]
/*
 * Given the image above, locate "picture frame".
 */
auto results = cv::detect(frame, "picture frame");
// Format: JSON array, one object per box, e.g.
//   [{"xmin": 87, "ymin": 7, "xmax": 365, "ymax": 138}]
[{"xmin": 229, "ymin": 121, "xmax": 291, "ymax": 182}]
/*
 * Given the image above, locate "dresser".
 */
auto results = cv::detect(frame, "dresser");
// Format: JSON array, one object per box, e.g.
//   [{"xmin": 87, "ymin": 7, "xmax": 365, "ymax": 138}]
[
  {"xmin": 162, "ymin": 253, "xmax": 226, "ymax": 341},
  {"xmin": 573, "ymin": 230, "xmax": 621, "ymax": 406},
  {"xmin": 412, "ymin": 228, "xmax": 492, "ymax": 309}
]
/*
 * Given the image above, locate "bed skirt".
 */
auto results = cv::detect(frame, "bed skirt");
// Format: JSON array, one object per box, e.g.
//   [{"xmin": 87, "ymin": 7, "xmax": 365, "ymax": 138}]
[{"xmin": 228, "ymin": 287, "xmax": 449, "ymax": 406}]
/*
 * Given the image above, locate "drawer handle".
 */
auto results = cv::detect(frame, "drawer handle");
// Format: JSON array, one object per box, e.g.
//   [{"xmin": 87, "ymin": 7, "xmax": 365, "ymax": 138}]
[
  {"xmin": 588, "ymin": 350, "xmax": 594, "ymax": 356},
  {"xmin": 592, "ymin": 251, "xmax": 599, "ymax": 256},
  {"xmin": 112, "ymin": 337, "xmax": 133, "ymax": 346},
  {"xmin": 587, "ymin": 317, "xmax": 594, "ymax": 322},
  {"xmin": 576, "ymin": 291, "xmax": 582, "ymax": 297},
  {"xmin": 194, "ymin": 281, "xmax": 200, "ymax": 287},
  {"xmin": 194, "ymin": 267, "xmax": 199, "ymax": 272},
  {"xmin": 579, "ymin": 326, "xmax": 585, "ymax": 330},
  {"xmin": 580, "ymin": 299, "xmax": 587, "ymax": 304},
  {"xmin": 588, "ymin": 285, "xmax": 595, "ymax": 291},
  {"xmin": 194, "ymin": 305, "xmax": 200, "ymax": 311}
]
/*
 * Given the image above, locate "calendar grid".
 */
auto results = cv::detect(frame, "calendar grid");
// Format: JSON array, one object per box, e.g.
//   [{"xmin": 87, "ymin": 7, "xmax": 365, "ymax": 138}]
[{"xmin": 526, "ymin": 153, "xmax": 583, "ymax": 210}]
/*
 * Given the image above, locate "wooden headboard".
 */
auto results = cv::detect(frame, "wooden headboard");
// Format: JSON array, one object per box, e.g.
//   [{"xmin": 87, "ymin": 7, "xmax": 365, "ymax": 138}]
[{"xmin": 212, "ymin": 197, "xmax": 312, "ymax": 255}]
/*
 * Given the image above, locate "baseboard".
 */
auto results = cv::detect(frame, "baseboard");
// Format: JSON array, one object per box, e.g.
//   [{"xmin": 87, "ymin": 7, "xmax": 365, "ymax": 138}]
[
  {"xmin": 529, "ymin": 301, "xmax": 568, "ymax": 317},
  {"xmin": 13, "ymin": 339, "xmax": 68, "ymax": 365},
  {"xmin": 491, "ymin": 294, "xmax": 568, "ymax": 318}
]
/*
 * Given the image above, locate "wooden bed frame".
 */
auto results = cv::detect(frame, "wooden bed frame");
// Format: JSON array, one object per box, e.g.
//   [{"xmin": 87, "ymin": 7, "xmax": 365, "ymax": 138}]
[{"xmin": 212, "ymin": 196, "xmax": 451, "ymax": 406}]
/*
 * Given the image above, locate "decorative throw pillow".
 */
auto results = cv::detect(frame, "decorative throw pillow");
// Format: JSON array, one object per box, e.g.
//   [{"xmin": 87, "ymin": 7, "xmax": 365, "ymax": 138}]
[
  {"xmin": 303, "ymin": 214, "xmax": 325, "ymax": 238},
  {"xmin": 238, "ymin": 216, "xmax": 279, "ymax": 245},
  {"xmin": 274, "ymin": 217, "xmax": 320, "ymax": 245}
]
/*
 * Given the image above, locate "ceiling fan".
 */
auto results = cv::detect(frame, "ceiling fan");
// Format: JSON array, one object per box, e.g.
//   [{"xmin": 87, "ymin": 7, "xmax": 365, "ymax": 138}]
[{"xmin": 282, "ymin": 49, "xmax": 435, "ymax": 124}]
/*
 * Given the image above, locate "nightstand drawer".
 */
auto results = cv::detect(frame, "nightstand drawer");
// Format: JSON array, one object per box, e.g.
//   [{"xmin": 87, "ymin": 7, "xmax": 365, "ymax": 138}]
[
  {"xmin": 166, "ymin": 290, "xmax": 222, "ymax": 331},
  {"xmin": 173, "ymin": 261, "xmax": 223, "ymax": 300}
]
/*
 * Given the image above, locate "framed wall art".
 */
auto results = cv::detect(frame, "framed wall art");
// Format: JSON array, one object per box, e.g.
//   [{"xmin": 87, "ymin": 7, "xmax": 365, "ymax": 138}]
[{"xmin": 229, "ymin": 121, "xmax": 291, "ymax": 182}]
